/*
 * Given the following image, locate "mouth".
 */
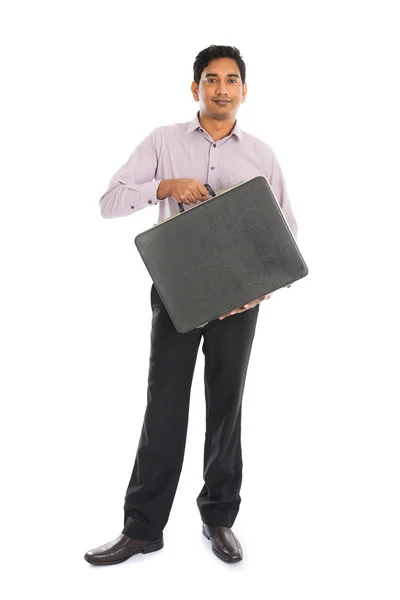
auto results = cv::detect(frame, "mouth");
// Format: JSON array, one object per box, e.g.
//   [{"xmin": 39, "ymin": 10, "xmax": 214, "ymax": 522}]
[{"xmin": 214, "ymin": 100, "xmax": 230, "ymax": 105}]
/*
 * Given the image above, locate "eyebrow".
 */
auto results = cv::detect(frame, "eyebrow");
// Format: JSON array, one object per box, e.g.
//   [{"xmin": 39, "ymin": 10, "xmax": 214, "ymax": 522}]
[{"xmin": 204, "ymin": 73, "xmax": 240, "ymax": 78}]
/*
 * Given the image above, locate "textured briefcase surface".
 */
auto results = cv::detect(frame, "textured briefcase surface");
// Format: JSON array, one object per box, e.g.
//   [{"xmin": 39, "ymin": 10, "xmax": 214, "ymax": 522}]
[{"xmin": 135, "ymin": 176, "xmax": 308, "ymax": 333}]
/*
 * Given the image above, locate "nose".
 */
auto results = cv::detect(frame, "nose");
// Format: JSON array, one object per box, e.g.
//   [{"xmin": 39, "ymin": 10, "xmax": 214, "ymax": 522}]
[{"xmin": 215, "ymin": 82, "xmax": 229, "ymax": 95}]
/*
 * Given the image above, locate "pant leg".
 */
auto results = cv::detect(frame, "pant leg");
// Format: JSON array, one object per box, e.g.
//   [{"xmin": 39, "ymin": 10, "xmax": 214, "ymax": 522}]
[
  {"xmin": 196, "ymin": 303, "xmax": 260, "ymax": 527},
  {"xmin": 122, "ymin": 283, "xmax": 203, "ymax": 541}
]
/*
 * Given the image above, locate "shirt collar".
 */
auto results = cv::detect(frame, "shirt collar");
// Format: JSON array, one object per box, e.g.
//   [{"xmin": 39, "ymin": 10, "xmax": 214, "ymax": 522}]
[{"xmin": 188, "ymin": 110, "xmax": 243, "ymax": 141}]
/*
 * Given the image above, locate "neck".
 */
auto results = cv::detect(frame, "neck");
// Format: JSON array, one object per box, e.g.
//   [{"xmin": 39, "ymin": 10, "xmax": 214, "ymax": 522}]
[{"xmin": 198, "ymin": 111, "xmax": 236, "ymax": 142}]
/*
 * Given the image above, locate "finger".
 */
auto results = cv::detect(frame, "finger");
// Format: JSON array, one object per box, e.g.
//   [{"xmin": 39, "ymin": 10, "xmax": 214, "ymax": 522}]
[
  {"xmin": 219, "ymin": 295, "xmax": 269, "ymax": 320},
  {"xmin": 219, "ymin": 309, "xmax": 238, "ymax": 320}
]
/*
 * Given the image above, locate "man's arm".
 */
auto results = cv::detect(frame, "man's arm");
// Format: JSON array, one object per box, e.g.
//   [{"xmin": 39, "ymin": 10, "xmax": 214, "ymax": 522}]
[
  {"xmin": 265, "ymin": 149, "xmax": 299, "ymax": 297},
  {"xmin": 99, "ymin": 128, "xmax": 165, "ymax": 219},
  {"xmin": 269, "ymin": 150, "xmax": 299, "ymax": 242}
]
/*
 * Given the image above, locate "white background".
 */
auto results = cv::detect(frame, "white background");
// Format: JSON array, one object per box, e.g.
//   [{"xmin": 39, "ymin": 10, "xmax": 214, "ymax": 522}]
[{"xmin": 1, "ymin": 0, "xmax": 399, "ymax": 598}]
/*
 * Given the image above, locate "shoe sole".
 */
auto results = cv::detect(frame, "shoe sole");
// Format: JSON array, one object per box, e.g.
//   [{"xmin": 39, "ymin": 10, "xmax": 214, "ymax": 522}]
[
  {"xmin": 84, "ymin": 538, "xmax": 164, "ymax": 565},
  {"xmin": 202, "ymin": 525, "xmax": 242, "ymax": 563}
]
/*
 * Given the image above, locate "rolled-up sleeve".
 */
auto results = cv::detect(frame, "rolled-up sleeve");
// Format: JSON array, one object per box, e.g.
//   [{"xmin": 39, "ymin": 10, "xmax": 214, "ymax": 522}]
[
  {"xmin": 269, "ymin": 150, "xmax": 298, "ymax": 241},
  {"xmin": 99, "ymin": 128, "xmax": 162, "ymax": 219}
]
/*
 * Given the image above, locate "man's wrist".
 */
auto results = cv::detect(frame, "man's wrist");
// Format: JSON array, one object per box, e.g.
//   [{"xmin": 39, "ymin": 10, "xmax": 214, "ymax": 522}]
[{"xmin": 157, "ymin": 179, "xmax": 172, "ymax": 200}]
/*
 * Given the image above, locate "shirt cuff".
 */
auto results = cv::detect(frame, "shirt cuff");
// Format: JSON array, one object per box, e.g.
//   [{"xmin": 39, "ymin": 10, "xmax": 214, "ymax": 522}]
[{"xmin": 133, "ymin": 180, "xmax": 163, "ymax": 209}]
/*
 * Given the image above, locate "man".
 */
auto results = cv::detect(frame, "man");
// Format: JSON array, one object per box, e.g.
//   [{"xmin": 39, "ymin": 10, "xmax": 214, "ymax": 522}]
[{"xmin": 85, "ymin": 45, "xmax": 298, "ymax": 566}]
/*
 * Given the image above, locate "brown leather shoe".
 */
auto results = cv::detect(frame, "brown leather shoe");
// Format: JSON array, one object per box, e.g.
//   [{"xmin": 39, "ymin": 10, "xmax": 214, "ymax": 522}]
[
  {"xmin": 202, "ymin": 523, "xmax": 243, "ymax": 563},
  {"xmin": 84, "ymin": 533, "xmax": 164, "ymax": 565}
]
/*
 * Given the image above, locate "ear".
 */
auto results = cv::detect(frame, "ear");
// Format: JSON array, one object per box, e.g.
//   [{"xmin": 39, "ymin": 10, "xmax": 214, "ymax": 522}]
[
  {"xmin": 242, "ymin": 82, "xmax": 247, "ymax": 103},
  {"xmin": 191, "ymin": 81, "xmax": 199, "ymax": 101}
]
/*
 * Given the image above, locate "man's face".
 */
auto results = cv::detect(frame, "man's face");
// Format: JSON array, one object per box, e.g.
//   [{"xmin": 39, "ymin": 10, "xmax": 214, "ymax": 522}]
[{"xmin": 191, "ymin": 57, "xmax": 247, "ymax": 119}]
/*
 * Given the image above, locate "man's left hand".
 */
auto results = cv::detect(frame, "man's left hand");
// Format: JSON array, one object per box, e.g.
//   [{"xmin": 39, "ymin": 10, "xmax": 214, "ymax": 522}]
[{"xmin": 219, "ymin": 294, "xmax": 271, "ymax": 320}]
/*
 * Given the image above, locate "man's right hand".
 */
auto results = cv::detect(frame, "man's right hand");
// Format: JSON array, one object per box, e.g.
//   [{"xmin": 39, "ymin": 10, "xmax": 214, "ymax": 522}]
[{"xmin": 168, "ymin": 178, "xmax": 211, "ymax": 205}]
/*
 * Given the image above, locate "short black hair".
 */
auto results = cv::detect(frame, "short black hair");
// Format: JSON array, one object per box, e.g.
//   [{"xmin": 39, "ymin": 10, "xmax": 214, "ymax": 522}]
[{"xmin": 193, "ymin": 45, "xmax": 246, "ymax": 85}]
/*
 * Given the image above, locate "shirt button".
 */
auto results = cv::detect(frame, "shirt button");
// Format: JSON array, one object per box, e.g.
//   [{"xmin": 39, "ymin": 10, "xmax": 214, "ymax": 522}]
[
  {"xmin": 213, "ymin": 143, "xmax": 216, "ymax": 147},
  {"xmin": 148, "ymin": 200, "xmax": 152, "ymax": 203},
  {"xmin": 130, "ymin": 206, "xmax": 134, "ymax": 209},
  {"xmin": 200, "ymin": 128, "xmax": 203, "ymax": 132},
  {"xmin": 210, "ymin": 166, "xmax": 215, "ymax": 170}
]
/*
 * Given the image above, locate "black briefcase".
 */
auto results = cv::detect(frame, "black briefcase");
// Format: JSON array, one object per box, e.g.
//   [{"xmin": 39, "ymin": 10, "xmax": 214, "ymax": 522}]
[{"xmin": 134, "ymin": 176, "xmax": 308, "ymax": 333}]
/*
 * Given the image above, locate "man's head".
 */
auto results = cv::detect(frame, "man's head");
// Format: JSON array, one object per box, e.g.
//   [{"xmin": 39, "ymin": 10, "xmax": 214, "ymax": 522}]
[{"xmin": 191, "ymin": 45, "xmax": 247, "ymax": 121}]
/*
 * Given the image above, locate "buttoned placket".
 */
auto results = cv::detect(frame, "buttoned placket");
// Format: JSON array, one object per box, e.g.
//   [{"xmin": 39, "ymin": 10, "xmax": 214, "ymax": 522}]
[{"xmin": 199, "ymin": 127, "xmax": 231, "ymax": 189}]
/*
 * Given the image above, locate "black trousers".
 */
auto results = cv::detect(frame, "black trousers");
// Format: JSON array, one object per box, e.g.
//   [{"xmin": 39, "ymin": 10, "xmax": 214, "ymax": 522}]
[{"xmin": 122, "ymin": 283, "xmax": 260, "ymax": 541}]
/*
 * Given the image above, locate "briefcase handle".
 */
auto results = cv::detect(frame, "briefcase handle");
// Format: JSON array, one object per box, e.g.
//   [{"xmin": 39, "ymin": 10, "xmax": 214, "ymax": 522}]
[{"xmin": 178, "ymin": 183, "xmax": 216, "ymax": 213}]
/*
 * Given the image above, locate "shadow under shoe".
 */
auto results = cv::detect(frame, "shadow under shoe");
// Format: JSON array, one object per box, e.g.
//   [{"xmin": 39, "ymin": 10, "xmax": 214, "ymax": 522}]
[{"xmin": 84, "ymin": 533, "xmax": 164, "ymax": 565}]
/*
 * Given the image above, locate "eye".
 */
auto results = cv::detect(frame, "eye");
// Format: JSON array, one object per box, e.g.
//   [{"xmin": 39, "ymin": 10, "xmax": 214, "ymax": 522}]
[{"xmin": 206, "ymin": 79, "xmax": 238, "ymax": 83}]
